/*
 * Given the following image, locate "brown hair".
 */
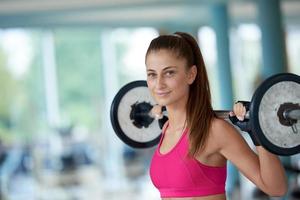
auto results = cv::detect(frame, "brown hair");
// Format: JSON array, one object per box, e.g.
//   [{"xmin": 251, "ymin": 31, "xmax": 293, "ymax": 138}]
[{"xmin": 145, "ymin": 32, "xmax": 215, "ymax": 157}]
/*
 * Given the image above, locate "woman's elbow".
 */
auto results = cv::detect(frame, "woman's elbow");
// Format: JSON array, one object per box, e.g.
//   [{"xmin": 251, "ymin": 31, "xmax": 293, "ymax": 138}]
[
  {"xmin": 269, "ymin": 190, "xmax": 287, "ymax": 197},
  {"xmin": 267, "ymin": 184, "xmax": 288, "ymax": 197}
]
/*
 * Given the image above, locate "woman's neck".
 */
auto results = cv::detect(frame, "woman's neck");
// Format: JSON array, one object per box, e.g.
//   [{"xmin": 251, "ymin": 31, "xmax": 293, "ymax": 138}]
[{"xmin": 166, "ymin": 105, "xmax": 187, "ymax": 131}]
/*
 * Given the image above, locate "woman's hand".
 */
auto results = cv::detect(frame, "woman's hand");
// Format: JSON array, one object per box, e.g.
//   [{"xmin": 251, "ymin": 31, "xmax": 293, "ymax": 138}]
[
  {"xmin": 230, "ymin": 102, "xmax": 247, "ymax": 121},
  {"xmin": 150, "ymin": 104, "xmax": 163, "ymax": 120},
  {"xmin": 229, "ymin": 101, "xmax": 259, "ymax": 145}
]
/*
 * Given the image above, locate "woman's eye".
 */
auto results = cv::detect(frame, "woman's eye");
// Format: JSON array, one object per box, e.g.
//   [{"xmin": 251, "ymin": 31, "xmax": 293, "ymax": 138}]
[
  {"xmin": 165, "ymin": 71, "xmax": 175, "ymax": 76},
  {"xmin": 147, "ymin": 73, "xmax": 156, "ymax": 78}
]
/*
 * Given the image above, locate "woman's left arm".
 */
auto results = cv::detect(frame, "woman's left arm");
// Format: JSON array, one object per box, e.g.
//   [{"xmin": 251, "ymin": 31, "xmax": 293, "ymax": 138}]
[
  {"xmin": 255, "ymin": 146, "xmax": 287, "ymax": 194},
  {"xmin": 216, "ymin": 119, "xmax": 288, "ymax": 197}
]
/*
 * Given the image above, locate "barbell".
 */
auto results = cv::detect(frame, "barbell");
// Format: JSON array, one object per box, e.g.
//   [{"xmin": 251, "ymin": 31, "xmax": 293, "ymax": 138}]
[{"xmin": 110, "ymin": 73, "xmax": 300, "ymax": 156}]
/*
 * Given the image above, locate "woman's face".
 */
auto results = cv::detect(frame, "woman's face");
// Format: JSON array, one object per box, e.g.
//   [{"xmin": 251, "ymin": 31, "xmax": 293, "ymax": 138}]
[{"xmin": 146, "ymin": 49, "xmax": 196, "ymax": 107}]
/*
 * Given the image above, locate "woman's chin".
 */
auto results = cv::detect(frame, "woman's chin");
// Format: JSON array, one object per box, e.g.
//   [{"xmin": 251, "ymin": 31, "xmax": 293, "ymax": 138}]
[{"xmin": 154, "ymin": 99, "xmax": 169, "ymax": 106}]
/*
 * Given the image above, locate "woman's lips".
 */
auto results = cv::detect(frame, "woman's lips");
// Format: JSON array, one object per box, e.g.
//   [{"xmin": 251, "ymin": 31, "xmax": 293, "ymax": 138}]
[{"xmin": 155, "ymin": 91, "xmax": 171, "ymax": 97}]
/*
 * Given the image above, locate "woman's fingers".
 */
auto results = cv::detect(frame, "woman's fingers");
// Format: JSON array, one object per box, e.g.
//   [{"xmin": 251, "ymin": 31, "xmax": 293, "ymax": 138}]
[
  {"xmin": 233, "ymin": 102, "xmax": 246, "ymax": 121},
  {"xmin": 150, "ymin": 104, "xmax": 163, "ymax": 120}
]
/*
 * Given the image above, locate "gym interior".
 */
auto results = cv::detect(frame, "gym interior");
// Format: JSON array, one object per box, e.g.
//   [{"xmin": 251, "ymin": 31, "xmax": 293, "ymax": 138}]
[{"xmin": 0, "ymin": 0, "xmax": 299, "ymax": 199}]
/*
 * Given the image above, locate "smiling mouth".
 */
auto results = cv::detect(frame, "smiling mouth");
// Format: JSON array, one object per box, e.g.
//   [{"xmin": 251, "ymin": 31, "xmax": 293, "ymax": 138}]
[{"xmin": 156, "ymin": 91, "xmax": 171, "ymax": 96}]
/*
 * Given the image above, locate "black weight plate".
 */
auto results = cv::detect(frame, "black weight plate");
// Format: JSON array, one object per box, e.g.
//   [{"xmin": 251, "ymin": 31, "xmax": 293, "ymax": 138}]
[
  {"xmin": 250, "ymin": 73, "xmax": 300, "ymax": 156},
  {"xmin": 110, "ymin": 80, "xmax": 161, "ymax": 148}
]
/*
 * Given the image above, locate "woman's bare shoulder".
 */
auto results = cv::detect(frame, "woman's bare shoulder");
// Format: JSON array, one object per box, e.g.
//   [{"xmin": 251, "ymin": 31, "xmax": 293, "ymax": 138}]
[
  {"xmin": 211, "ymin": 117, "xmax": 234, "ymax": 133},
  {"xmin": 210, "ymin": 117, "xmax": 241, "ymax": 146}
]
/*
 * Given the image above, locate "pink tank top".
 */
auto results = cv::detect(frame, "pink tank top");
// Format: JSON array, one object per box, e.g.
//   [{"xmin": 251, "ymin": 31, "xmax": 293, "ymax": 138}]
[{"xmin": 149, "ymin": 123, "xmax": 227, "ymax": 198}]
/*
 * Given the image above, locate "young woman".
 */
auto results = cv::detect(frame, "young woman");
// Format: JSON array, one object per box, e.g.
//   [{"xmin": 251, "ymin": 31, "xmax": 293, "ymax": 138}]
[{"xmin": 145, "ymin": 32, "xmax": 287, "ymax": 200}]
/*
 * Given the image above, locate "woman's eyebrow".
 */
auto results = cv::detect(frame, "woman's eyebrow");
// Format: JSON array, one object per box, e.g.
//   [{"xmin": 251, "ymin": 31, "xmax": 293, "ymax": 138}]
[
  {"xmin": 147, "ymin": 66, "xmax": 177, "ymax": 72},
  {"xmin": 146, "ymin": 69, "xmax": 156, "ymax": 72},
  {"xmin": 163, "ymin": 66, "xmax": 177, "ymax": 71}
]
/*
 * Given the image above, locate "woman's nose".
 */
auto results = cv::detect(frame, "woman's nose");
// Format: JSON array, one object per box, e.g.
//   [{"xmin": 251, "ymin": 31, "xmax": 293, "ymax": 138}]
[{"xmin": 156, "ymin": 75, "xmax": 165, "ymax": 88}]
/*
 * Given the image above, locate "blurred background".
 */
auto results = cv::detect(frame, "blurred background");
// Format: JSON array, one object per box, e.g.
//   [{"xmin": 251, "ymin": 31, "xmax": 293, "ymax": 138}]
[{"xmin": 0, "ymin": 0, "xmax": 299, "ymax": 199}]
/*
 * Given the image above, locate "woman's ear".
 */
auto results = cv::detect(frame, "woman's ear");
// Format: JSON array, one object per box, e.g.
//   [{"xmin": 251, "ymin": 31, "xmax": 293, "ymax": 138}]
[{"xmin": 187, "ymin": 65, "xmax": 197, "ymax": 84}]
